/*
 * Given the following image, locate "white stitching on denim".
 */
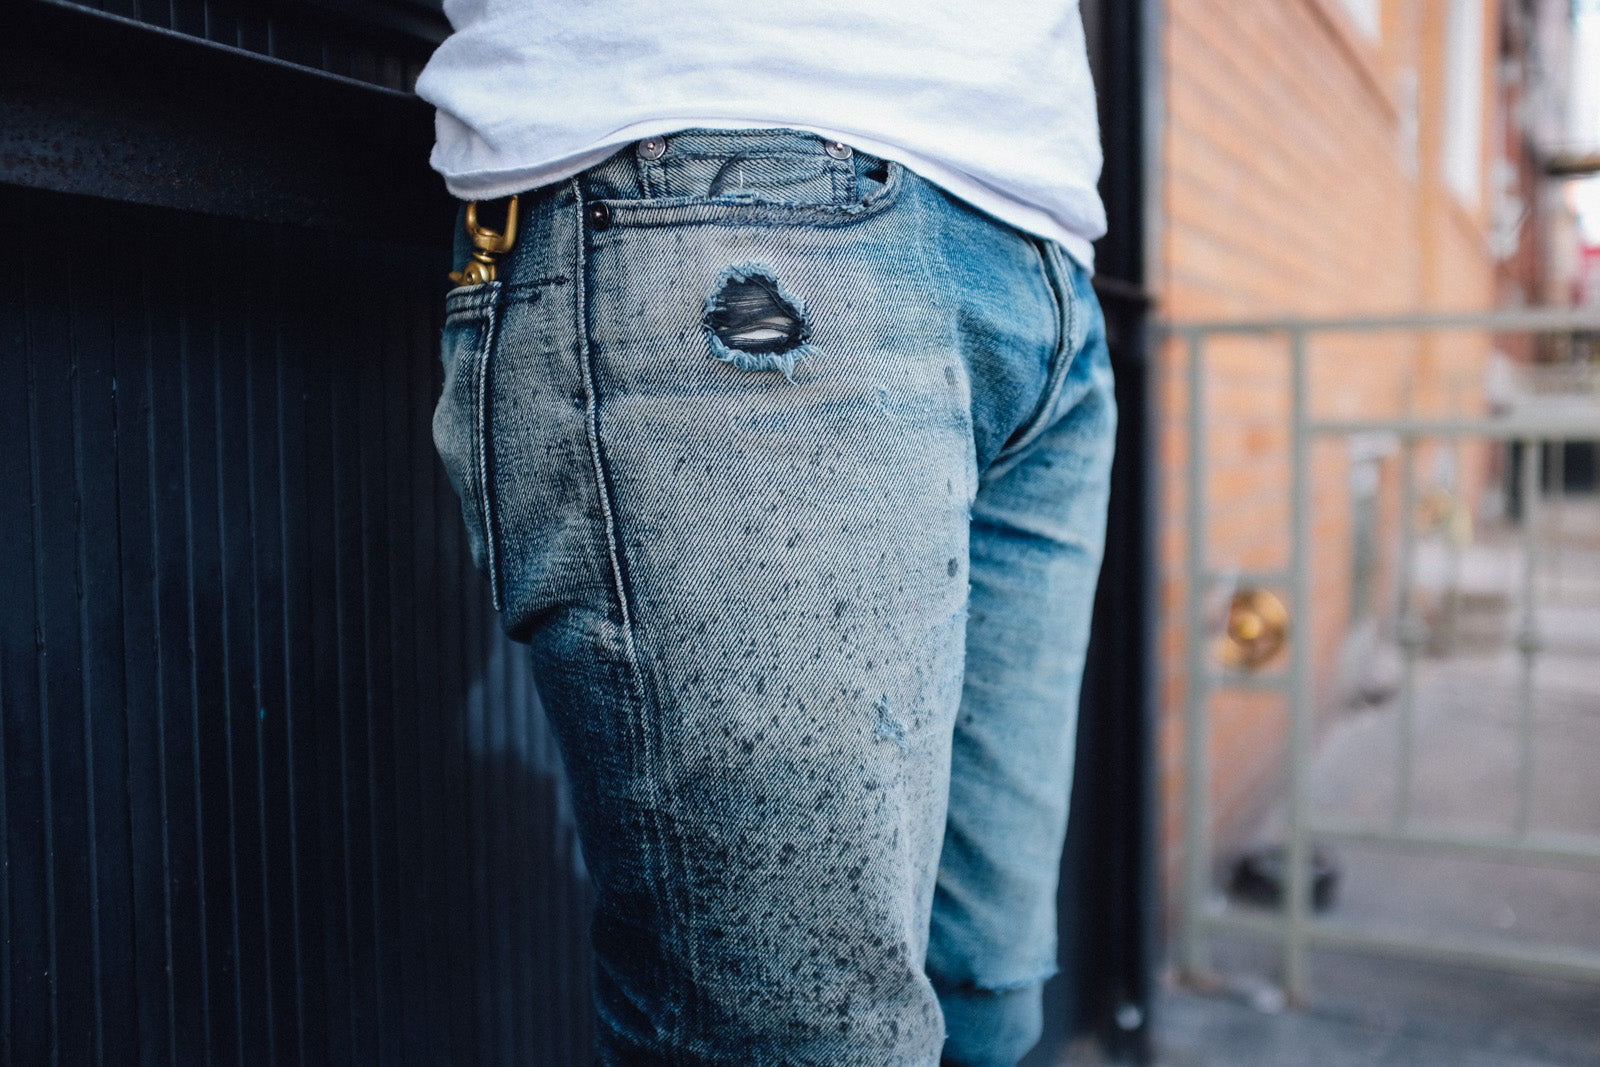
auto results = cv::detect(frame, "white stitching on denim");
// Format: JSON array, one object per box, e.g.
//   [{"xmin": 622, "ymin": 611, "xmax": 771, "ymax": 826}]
[
  {"xmin": 473, "ymin": 284, "xmax": 504, "ymax": 612},
  {"xmin": 597, "ymin": 159, "xmax": 904, "ymax": 230},
  {"xmin": 989, "ymin": 239, "xmax": 1079, "ymax": 478},
  {"xmin": 569, "ymin": 178, "xmax": 705, "ymax": 1040},
  {"xmin": 571, "ymin": 188, "xmax": 635, "ymax": 655}
]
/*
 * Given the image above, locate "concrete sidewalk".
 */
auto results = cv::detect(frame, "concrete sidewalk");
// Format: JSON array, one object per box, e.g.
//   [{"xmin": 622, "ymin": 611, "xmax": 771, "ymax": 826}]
[
  {"xmin": 1143, "ymin": 497, "xmax": 1600, "ymax": 1066},
  {"xmin": 1152, "ymin": 945, "xmax": 1600, "ymax": 1065}
]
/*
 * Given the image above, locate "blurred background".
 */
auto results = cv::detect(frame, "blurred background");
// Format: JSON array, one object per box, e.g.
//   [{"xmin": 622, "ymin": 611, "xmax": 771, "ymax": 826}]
[
  {"xmin": 1, "ymin": 0, "xmax": 1597, "ymax": 1063},
  {"xmin": 1147, "ymin": 2, "xmax": 1600, "ymax": 1065}
]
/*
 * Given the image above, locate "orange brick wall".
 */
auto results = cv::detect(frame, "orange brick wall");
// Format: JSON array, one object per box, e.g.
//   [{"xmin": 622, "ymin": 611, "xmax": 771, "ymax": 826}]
[{"xmin": 1155, "ymin": 0, "xmax": 1499, "ymax": 911}]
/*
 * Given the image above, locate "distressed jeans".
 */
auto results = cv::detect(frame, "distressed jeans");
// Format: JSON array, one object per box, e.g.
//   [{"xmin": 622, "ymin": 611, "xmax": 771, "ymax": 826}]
[{"xmin": 433, "ymin": 130, "xmax": 1115, "ymax": 1066}]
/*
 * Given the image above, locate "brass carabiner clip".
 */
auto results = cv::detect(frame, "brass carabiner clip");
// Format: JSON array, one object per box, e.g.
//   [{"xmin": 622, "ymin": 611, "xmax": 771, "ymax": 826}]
[{"xmin": 449, "ymin": 195, "xmax": 520, "ymax": 287}]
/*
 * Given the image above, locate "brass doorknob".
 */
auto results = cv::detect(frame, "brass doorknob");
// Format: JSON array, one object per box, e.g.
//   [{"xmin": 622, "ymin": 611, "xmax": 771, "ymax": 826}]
[{"xmin": 1216, "ymin": 588, "xmax": 1289, "ymax": 670}]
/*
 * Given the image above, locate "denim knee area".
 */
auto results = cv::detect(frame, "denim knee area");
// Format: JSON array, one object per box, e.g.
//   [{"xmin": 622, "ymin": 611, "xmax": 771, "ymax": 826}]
[{"xmin": 433, "ymin": 129, "xmax": 1114, "ymax": 1065}]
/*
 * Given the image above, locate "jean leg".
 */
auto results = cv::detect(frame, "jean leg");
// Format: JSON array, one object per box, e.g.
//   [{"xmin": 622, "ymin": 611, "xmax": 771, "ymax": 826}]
[
  {"xmin": 502, "ymin": 187, "xmax": 987, "ymax": 1065},
  {"xmin": 930, "ymin": 280, "xmax": 1116, "ymax": 1067}
]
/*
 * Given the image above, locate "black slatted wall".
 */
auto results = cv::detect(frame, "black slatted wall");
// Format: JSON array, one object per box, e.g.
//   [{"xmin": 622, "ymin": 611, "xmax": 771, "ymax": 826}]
[{"xmin": 0, "ymin": 183, "xmax": 593, "ymax": 1063}]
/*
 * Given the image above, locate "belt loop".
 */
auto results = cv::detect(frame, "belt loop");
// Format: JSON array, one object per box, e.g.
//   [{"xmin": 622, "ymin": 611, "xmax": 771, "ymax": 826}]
[{"xmin": 825, "ymin": 139, "xmax": 858, "ymax": 205}]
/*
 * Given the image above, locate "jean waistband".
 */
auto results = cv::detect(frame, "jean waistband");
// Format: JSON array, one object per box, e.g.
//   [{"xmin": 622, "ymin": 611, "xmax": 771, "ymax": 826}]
[{"xmin": 579, "ymin": 127, "xmax": 885, "ymax": 206}]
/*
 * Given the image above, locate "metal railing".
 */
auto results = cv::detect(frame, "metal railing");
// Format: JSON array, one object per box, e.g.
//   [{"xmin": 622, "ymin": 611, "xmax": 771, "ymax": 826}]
[{"xmin": 1170, "ymin": 307, "xmax": 1600, "ymax": 1003}]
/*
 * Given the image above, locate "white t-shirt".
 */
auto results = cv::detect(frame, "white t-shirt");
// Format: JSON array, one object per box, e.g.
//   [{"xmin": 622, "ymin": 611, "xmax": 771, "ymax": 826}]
[{"xmin": 416, "ymin": 1, "xmax": 1106, "ymax": 269}]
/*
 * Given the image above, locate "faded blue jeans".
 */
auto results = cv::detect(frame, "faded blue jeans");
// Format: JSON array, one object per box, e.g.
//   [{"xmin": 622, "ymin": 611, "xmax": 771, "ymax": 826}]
[{"xmin": 433, "ymin": 130, "xmax": 1115, "ymax": 1066}]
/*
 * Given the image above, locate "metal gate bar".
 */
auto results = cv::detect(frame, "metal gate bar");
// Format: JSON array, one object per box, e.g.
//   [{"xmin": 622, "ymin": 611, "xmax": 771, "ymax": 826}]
[{"xmin": 1174, "ymin": 308, "xmax": 1600, "ymax": 1004}]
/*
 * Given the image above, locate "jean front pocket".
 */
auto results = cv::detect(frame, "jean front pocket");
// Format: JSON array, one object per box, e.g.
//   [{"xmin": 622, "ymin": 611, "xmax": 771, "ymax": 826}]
[{"xmin": 433, "ymin": 282, "xmax": 505, "ymax": 609}]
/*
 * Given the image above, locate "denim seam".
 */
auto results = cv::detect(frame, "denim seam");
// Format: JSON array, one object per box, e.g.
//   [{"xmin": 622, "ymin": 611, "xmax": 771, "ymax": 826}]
[
  {"xmin": 664, "ymin": 149, "xmax": 842, "ymax": 165},
  {"xmin": 600, "ymin": 179, "xmax": 858, "ymax": 210},
  {"xmin": 443, "ymin": 284, "xmax": 499, "ymax": 319},
  {"xmin": 989, "ymin": 239, "xmax": 1079, "ymax": 475},
  {"xmin": 639, "ymin": 155, "xmax": 666, "ymax": 198},
  {"xmin": 599, "ymin": 161, "xmax": 905, "ymax": 229},
  {"xmin": 571, "ymin": 180, "xmax": 635, "ymax": 658},
  {"xmin": 448, "ymin": 280, "xmax": 569, "ymax": 335},
  {"xmin": 473, "ymin": 284, "xmax": 505, "ymax": 612},
  {"xmin": 827, "ymin": 153, "xmax": 857, "ymax": 204},
  {"xmin": 501, "ymin": 276, "xmax": 571, "ymax": 297},
  {"xmin": 605, "ymin": 197, "xmax": 883, "ymax": 218},
  {"xmin": 572, "ymin": 179, "xmax": 701, "ymax": 1051},
  {"xmin": 931, "ymin": 965, "xmax": 1061, "ymax": 997}
]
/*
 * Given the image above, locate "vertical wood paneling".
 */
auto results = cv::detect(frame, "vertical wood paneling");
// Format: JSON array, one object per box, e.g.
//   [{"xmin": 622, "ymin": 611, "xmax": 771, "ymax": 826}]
[
  {"xmin": 0, "ymin": 184, "xmax": 595, "ymax": 1064},
  {"xmin": 70, "ymin": 196, "xmax": 133, "ymax": 1065},
  {"xmin": 0, "ymin": 176, "xmax": 47, "ymax": 1067},
  {"xmin": 112, "ymin": 210, "xmax": 174, "ymax": 1065},
  {"xmin": 26, "ymin": 196, "xmax": 83, "ymax": 1066}
]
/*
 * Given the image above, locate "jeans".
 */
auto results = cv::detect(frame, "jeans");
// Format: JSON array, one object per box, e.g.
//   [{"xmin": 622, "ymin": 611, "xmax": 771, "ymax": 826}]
[{"xmin": 433, "ymin": 129, "xmax": 1115, "ymax": 1066}]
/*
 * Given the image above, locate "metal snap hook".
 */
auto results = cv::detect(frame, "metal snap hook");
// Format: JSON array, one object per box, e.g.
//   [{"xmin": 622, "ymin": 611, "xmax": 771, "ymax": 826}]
[{"xmin": 449, "ymin": 195, "xmax": 520, "ymax": 286}]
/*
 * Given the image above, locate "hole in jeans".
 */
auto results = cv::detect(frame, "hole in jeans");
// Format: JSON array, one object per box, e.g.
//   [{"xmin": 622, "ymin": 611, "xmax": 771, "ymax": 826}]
[{"xmin": 705, "ymin": 264, "xmax": 814, "ymax": 380}]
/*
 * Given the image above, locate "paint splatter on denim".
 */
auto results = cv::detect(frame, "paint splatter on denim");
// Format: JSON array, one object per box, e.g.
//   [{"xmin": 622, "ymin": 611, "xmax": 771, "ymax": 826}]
[{"xmin": 433, "ymin": 129, "xmax": 1115, "ymax": 1067}]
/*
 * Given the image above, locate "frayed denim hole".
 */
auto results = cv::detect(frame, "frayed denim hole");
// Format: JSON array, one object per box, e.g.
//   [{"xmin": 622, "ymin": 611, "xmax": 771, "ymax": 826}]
[
  {"xmin": 709, "ymin": 277, "xmax": 804, "ymax": 352},
  {"xmin": 704, "ymin": 264, "xmax": 812, "ymax": 380}
]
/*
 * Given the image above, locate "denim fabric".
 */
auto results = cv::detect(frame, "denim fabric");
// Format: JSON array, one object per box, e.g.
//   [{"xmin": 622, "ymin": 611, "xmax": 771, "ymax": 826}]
[{"xmin": 433, "ymin": 129, "xmax": 1115, "ymax": 1066}]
